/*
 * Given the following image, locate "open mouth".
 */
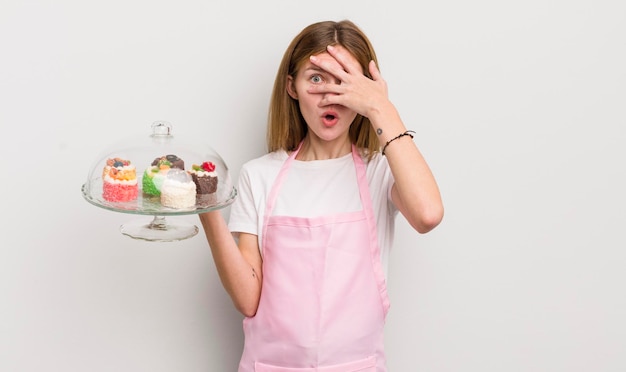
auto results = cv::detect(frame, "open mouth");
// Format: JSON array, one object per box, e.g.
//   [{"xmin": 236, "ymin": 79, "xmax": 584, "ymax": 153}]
[{"xmin": 322, "ymin": 111, "xmax": 338, "ymax": 126}]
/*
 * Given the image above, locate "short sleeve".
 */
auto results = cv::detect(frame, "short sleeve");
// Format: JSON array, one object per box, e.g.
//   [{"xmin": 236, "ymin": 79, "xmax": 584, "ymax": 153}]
[
  {"xmin": 227, "ymin": 164, "xmax": 259, "ymax": 236},
  {"xmin": 365, "ymin": 152, "xmax": 398, "ymax": 216}
]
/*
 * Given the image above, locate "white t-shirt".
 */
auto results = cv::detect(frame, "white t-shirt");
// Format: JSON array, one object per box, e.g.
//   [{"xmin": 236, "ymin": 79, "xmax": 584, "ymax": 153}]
[{"xmin": 228, "ymin": 150, "xmax": 399, "ymax": 277}]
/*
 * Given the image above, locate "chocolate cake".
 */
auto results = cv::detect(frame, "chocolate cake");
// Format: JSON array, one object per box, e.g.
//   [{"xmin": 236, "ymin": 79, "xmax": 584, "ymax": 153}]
[{"xmin": 190, "ymin": 161, "xmax": 218, "ymax": 195}]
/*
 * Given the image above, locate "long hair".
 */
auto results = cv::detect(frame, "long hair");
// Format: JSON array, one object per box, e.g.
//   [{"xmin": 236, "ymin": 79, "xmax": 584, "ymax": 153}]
[{"xmin": 266, "ymin": 20, "xmax": 381, "ymax": 158}]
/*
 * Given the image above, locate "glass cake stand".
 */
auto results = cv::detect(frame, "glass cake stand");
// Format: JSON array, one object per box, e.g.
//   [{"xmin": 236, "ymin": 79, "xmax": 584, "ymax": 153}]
[{"xmin": 81, "ymin": 121, "xmax": 237, "ymax": 242}]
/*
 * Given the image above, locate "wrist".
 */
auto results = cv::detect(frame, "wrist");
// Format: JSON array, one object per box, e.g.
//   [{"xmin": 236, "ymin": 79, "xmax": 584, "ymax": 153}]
[{"xmin": 381, "ymin": 130, "xmax": 415, "ymax": 156}]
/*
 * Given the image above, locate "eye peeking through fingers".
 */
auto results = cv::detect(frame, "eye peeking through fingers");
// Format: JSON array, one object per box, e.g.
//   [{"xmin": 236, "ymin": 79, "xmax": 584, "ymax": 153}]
[
  {"xmin": 310, "ymin": 74, "xmax": 323, "ymax": 84},
  {"xmin": 308, "ymin": 73, "xmax": 340, "ymax": 85}
]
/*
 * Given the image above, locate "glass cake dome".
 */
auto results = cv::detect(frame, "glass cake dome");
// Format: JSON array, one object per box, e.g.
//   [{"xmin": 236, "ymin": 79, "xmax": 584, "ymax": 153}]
[{"xmin": 81, "ymin": 121, "xmax": 237, "ymax": 242}]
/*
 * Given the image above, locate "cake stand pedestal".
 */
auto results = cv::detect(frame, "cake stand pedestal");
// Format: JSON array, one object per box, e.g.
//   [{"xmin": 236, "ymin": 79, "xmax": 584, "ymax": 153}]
[{"xmin": 120, "ymin": 216, "xmax": 199, "ymax": 242}]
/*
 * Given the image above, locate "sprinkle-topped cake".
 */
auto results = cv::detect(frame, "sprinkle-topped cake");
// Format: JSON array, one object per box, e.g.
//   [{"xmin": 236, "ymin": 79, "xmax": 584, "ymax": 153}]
[
  {"xmin": 102, "ymin": 157, "xmax": 138, "ymax": 202},
  {"xmin": 142, "ymin": 154, "xmax": 185, "ymax": 196}
]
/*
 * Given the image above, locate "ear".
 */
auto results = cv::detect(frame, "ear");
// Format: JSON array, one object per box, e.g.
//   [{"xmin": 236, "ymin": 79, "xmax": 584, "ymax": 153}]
[{"xmin": 286, "ymin": 75, "xmax": 298, "ymax": 100}]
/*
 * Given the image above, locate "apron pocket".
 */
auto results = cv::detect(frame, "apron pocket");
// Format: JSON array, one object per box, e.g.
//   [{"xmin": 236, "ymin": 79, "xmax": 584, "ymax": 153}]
[{"xmin": 255, "ymin": 356, "xmax": 376, "ymax": 372}]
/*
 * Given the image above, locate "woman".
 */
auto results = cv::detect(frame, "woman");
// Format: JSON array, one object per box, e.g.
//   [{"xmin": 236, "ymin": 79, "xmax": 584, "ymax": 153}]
[{"xmin": 200, "ymin": 19, "xmax": 443, "ymax": 371}]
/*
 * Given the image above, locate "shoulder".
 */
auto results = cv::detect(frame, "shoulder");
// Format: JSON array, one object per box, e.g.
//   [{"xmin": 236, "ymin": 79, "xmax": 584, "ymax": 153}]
[
  {"xmin": 361, "ymin": 149, "xmax": 394, "ymax": 190},
  {"xmin": 360, "ymin": 149, "xmax": 397, "ymax": 211},
  {"xmin": 360, "ymin": 150, "xmax": 389, "ymax": 172},
  {"xmin": 238, "ymin": 151, "xmax": 288, "ymax": 189},
  {"xmin": 241, "ymin": 151, "xmax": 288, "ymax": 173}
]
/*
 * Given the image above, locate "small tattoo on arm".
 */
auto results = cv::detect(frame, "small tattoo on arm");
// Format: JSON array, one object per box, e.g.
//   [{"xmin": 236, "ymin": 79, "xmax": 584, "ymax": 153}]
[{"xmin": 376, "ymin": 128, "xmax": 383, "ymax": 135}]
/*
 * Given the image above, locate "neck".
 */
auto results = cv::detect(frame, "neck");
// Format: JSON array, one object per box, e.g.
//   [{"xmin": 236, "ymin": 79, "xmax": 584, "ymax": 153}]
[{"xmin": 295, "ymin": 136, "xmax": 351, "ymax": 161}]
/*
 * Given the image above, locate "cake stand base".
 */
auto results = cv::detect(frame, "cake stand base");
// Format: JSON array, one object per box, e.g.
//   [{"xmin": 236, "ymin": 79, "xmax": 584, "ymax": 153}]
[{"xmin": 120, "ymin": 216, "xmax": 199, "ymax": 242}]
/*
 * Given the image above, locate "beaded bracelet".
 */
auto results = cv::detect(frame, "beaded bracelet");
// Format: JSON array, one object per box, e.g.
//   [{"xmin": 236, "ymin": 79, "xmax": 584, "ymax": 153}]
[{"xmin": 381, "ymin": 130, "xmax": 415, "ymax": 156}]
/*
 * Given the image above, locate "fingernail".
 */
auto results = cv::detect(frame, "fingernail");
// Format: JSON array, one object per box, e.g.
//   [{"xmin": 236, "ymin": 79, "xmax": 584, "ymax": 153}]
[{"xmin": 327, "ymin": 45, "xmax": 335, "ymax": 51}]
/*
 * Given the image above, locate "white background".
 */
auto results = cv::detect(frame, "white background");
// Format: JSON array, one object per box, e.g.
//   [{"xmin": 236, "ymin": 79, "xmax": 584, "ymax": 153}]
[{"xmin": 1, "ymin": 0, "xmax": 625, "ymax": 371}]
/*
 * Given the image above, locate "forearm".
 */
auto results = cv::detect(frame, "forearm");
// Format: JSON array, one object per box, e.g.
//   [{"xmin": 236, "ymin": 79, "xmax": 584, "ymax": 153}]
[
  {"xmin": 198, "ymin": 211, "xmax": 262, "ymax": 316},
  {"xmin": 372, "ymin": 105, "xmax": 444, "ymax": 233}
]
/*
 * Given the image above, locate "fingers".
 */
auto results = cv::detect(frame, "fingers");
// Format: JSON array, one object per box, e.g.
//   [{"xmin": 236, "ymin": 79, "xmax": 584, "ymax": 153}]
[
  {"xmin": 368, "ymin": 60, "xmax": 381, "ymax": 81},
  {"xmin": 309, "ymin": 54, "xmax": 346, "ymax": 82},
  {"xmin": 326, "ymin": 45, "xmax": 356, "ymax": 74},
  {"xmin": 310, "ymin": 45, "xmax": 365, "ymax": 80},
  {"xmin": 306, "ymin": 45, "xmax": 387, "ymax": 115}
]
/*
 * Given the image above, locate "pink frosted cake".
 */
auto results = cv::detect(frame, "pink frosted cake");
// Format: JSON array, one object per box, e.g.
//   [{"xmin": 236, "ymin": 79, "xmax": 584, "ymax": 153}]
[
  {"xmin": 102, "ymin": 157, "xmax": 138, "ymax": 202},
  {"xmin": 160, "ymin": 169, "xmax": 196, "ymax": 209}
]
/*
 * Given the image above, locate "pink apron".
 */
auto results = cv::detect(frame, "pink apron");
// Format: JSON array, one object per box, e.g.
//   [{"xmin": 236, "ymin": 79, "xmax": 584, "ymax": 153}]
[{"xmin": 239, "ymin": 144, "xmax": 391, "ymax": 372}]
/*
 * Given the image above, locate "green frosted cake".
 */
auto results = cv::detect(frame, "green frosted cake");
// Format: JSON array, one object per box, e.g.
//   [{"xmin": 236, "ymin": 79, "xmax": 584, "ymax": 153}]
[{"xmin": 142, "ymin": 154, "xmax": 185, "ymax": 196}]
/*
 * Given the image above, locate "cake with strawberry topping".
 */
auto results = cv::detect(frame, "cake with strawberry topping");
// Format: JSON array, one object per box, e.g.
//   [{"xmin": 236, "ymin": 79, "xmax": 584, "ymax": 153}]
[
  {"xmin": 102, "ymin": 157, "xmax": 138, "ymax": 202},
  {"xmin": 190, "ymin": 161, "xmax": 218, "ymax": 195},
  {"xmin": 142, "ymin": 154, "xmax": 185, "ymax": 196}
]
